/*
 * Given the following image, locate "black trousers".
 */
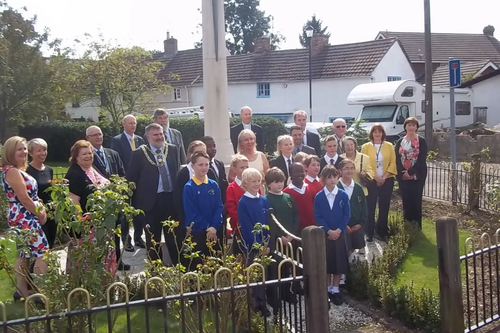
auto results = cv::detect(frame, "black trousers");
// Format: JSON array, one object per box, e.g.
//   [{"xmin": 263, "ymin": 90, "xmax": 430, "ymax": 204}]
[
  {"xmin": 399, "ymin": 179, "xmax": 425, "ymax": 229},
  {"xmin": 132, "ymin": 216, "xmax": 143, "ymax": 243},
  {"xmin": 366, "ymin": 177, "xmax": 394, "ymax": 238},
  {"xmin": 188, "ymin": 227, "xmax": 223, "ymax": 271},
  {"xmin": 143, "ymin": 192, "xmax": 183, "ymax": 264},
  {"xmin": 42, "ymin": 219, "xmax": 57, "ymax": 249}
]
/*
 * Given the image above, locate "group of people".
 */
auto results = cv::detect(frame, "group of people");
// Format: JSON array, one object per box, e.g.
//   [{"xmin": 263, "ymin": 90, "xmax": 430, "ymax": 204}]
[{"xmin": 0, "ymin": 105, "xmax": 428, "ymax": 313}]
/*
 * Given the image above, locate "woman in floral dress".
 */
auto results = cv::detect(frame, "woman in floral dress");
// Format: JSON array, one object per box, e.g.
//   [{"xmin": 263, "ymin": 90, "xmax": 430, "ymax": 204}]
[
  {"xmin": 394, "ymin": 117, "xmax": 428, "ymax": 229},
  {"xmin": 1, "ymin": 136, "xmax": 49, "ymax": 300}
]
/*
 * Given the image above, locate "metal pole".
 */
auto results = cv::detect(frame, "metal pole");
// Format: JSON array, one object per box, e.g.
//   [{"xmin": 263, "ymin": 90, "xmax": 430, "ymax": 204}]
[
  {"xmin": 424, "ymin": 0, "xmax": 434, "ymax": 149},
  {"xmin": 450, "ymin": 87, "xmax": 457, "ymax": 203},
  {"xmin": 308, "ymin": 37, "xmax": 313, "ymax": 122}
]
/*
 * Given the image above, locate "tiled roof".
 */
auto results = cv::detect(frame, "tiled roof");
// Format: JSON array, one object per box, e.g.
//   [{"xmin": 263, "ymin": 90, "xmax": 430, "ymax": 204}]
[
  {"xmin": 377, "ymin": 31, "xmax": 500, "ymax": 63},
  {"xmin": 155, "ymin": 38, "xmax": 399, "ymax": 86},
  {"xmin": 432, "ymin": 60, "xmax": 497, "ymax": 87},
  {"xmin": 460, "ymin": 68, "xmax": 500, "ymax": 88}
]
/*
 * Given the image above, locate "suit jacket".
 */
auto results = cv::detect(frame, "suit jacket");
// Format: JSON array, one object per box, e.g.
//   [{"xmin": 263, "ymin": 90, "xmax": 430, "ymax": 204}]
[
  {"xmin": 230, "ymin": 123, "xmax": 264, "ymax": 153},
  {"xmin": 127, "ymin": 144, "xmax": 180, "ymax": 213},
  {"xmin": 319, "ymin": 155, "xmax": 344, "ymax": 173},
  {"xmin": 110, "ymin": 133, "xmax": 144, "ymax": 173},
  {"xmin": 295, "ymin": 144, "xmax": 316, "ymax": 155},
  {"xmin": 306, "ymin": 131, "xmax": 322, "ymax": 157},
  {"xmin": 270, "ymin": 155, "xmax": 293, "ymax": 186},
  {"xmin": 93, "ymin": 147, "xmax": 126, "ymax": 179},
  {"xmin": 210, "ymin": 158, "xmax": 229, "ymax": 203},
  {"xmin": 143, "ymin": 127, "xmax": 187, "ymax": 165}
]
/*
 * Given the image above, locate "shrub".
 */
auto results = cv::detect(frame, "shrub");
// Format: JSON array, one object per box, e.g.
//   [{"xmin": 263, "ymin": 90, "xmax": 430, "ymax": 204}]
[
  {"xmin": 346, "ymin": 215, "xmax": 441, "ymax": 332},
  {"xmin": 19, "ymin": 116, "xmax": 286, "ymax": 162}
]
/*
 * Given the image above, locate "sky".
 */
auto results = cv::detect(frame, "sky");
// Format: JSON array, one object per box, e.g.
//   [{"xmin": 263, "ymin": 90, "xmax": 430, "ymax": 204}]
[{"xmin": 7, "ymin": 0, "xmax": 500, "ymax": 54}]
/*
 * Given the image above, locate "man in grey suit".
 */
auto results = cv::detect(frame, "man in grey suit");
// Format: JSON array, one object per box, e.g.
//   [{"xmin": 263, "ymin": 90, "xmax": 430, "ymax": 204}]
[
  {"xmin": 290, "ymin": 125, "xmax": 316, "ymax": 155},
  {"xmin": 148, "ymin": 108, "xmax": 187, "ymax": 165}
]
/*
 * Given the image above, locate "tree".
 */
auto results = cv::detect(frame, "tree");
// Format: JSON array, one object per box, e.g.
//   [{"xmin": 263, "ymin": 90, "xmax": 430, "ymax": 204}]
[
  {"xmin": 299, "ymin": 14, "xmax": 330, "ymax": 48},
  {"xmin": 72, "ymin": 36, "xmax": 170, "ymax": 129},
  {"xmin": 193, "ymin": 0, "xmax": 285, "ymax": 54},
  {"xmin": 0, "ymin": 3, "xmax": 70, "ymax": 141}
]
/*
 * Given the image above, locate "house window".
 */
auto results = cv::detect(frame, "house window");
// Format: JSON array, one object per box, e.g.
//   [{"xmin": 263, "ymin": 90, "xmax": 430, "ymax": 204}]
[
  {"xmin": 257, "ymin": 83, "xmax": 270, "ymax": 98},
  {"xmin": 173, "ymin": 88, "xmax": 182, "ymax": 101},
  {"xmin": 456, "ymin": 101, "xmax": 471, "ymax": 116},
  {"xmin": 388, "ymin": 76, "xmax": 402, "ymax": 82}
]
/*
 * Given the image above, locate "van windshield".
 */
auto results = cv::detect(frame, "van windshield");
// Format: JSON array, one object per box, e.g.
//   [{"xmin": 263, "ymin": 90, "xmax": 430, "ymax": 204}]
[{"xmin": 359, "ymin": 105, "xmax": 398, "ymax": 122}]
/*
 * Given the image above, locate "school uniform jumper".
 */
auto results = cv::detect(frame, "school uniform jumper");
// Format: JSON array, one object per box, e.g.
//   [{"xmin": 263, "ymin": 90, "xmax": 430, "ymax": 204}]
[
  {"xmin": 304, "ymin": 175, "xmax": 323, "ymax": 195},
  {"xmin": 284, "ymin": 183, "xmax": 316, "ymax": 231},
  {"xmin": 314, "ymin": 187, "xmax": 351, "ymax": 275},
  {"xmin": 183, "ymin": 176, "xmax": 224, "ymax": 268},
  {"xmin": 265, "ymin": 192, "xmax": 300, "ymax": 237},
  {"xmin": 237, "ymin": 193, "xmax": 271, "ymax": 254},
  {"xmin": 337, "ymin": 180, "xmax": 368, "ymax": 251},
  {"xmin": 226, "ymin": 179, "xmax": 245, "ymax": 235}
]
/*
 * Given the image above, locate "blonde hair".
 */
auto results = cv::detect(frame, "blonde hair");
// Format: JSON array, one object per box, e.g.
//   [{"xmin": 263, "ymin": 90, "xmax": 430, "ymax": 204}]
[
  {"xmin": 237, "ymin": 129, "xmax": 256, "ymax": 154},
  {"xmin": 241, "ymin": 167, "xmax": 262, "ymax": 191},
  {"xmin": 187, "ymin": 140, "xmax": 206, "ymax": 158},
  {"xmin": 0, "ymin": 136, "xmax": 28, "ymax": 170},
  {"xmin": 231, "ymin": 154, "xmax": 249, "ymax": 167},
  {"xmin": 294, "ymin": 152, "xmax": 308, "ymax": 164},
  {"xmin": 27, "ymin": 138, "xmax": 48, "ymax": 153},
  {"xmin": 276, "ymin": 135, "xmax": 293, "ymax": 155}
]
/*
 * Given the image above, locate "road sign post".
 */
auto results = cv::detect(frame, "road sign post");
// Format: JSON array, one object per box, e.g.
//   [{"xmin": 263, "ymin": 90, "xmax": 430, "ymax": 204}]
[{"xmin": 449, "ymin": 59, "xmax": 460, "ymax": 203}]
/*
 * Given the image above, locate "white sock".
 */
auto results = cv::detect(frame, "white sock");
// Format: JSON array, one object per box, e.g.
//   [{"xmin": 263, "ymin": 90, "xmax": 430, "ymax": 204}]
[{"xmin": 332, "ymin": 286, "xmax": 340, "ymax": 294}]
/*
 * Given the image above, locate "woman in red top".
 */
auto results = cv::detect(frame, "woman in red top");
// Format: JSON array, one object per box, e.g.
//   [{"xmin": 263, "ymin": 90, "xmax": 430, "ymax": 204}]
[{"xmin": 283, "ymin": 163, "xmax": 316, "ymax": 231}]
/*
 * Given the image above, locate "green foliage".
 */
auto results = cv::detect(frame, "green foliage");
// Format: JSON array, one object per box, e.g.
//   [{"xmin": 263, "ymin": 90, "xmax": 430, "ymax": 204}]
[
  {"xmin": 346, "ymin": 215, "xmax": 441, "ymax": 332},
  {"xmin": 427, "ymin": 150, "xmax": 438, "ymax": 162},
  {"xmin": 299, "ymin": 14, "xmax": 331, "ymax": 48},
  {"xmin": 19, "ymin": 116, "xmax": 286, "ymax": 161},
  {"xmin": 346, "ymin": 119, "xmax": 370, "ymax": 146},
  {"xmin": 0, "ymin": 3, "xmax": 71, "ymax": 141}
]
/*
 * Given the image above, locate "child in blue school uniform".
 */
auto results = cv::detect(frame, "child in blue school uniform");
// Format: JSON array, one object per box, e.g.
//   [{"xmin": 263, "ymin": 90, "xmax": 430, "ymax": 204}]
[
  {"xmin": 314, "ymin": 165, "xmax": 351, "ymax": 306},
  {"xmin": 183, "ymin": 151, "xmax": 224, "ymax": 271}
]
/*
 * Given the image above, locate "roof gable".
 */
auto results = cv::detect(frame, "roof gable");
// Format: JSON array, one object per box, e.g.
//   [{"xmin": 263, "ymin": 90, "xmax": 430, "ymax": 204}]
[
  {"xmin": 377, "ymin": 31, "xmax": 500, "ymax": 63},
  {"xmin": 155, "ymin": 38, "xmax": 399, "ymax": 86},
  {"xmin": 432, "ymin": 60, "xmax": 498, "ymax": 87},
  {"xmin": 460, "ymin": 68, "xmax": 500, "ymax": 87}
]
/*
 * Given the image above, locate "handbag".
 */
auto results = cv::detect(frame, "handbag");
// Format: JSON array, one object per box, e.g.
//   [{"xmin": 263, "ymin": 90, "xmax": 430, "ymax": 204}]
[{"xmin": 358, "ymin": 154, "xmax": 375, "ymax": 187}]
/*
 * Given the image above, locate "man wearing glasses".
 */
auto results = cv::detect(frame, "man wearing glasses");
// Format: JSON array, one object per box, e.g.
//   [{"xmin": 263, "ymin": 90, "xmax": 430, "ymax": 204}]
[{"xmin": 332, "ymin": 118, "xmax": 347, "ymax": 155}]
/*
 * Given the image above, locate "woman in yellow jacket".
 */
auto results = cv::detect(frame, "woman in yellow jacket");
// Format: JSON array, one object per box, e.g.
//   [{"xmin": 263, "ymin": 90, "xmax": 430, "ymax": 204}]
[
  {"xmin": 340, "ymin": 136, "xmax": 374, "ymax": 196},
  {"xmin": 360, "ymin": 124, "xmax": 397, "ymax": 242}
]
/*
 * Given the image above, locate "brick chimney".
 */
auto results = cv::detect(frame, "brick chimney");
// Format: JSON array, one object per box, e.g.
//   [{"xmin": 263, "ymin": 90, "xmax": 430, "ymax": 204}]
[
  {"xmin": 483, "ymin": 25, "xmax": 495, "ymax": 37},
  {"xmin": 311, "ymin": 34, "xmax": 330, "ymax": 55},
  {"xmin": 163, "ymin": 31, "xmax": 178, "ymax": 58},
  {"xmin": 254, "ymin": 37, "xmax": 271, "ymax": 53}
]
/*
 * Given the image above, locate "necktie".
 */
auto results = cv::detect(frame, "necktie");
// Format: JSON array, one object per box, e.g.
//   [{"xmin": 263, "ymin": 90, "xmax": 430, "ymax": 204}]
[
  {"xmin": 295, "ymin": 147, "xmax": 300, "ymax": 154},
  {"xmin": 330, "ymin": 158, "xmax": 334, "ymax": 165},
  {"xmin": 96, "ymin": 149, "xmax": 108, "ymax": 172},
  {"xmin": 130, "ymin": 137, "xmax": 136, "ymax": 150},
  {"xmin": 287, "ymin": 158, "xmax": 292, "ymax": 174},
  {"xmin": 164, "ymin": 131, "xmax": 169, "ymax": 143},
  {"xmin": 156, "ymin": 149, "xmax": 172, "ymax": 192}
]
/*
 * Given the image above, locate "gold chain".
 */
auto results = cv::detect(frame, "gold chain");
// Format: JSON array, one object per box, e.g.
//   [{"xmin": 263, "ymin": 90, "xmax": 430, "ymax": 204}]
[{"xmin": 141, "ymin": 144, "xmax": 169, "ymax": 167}]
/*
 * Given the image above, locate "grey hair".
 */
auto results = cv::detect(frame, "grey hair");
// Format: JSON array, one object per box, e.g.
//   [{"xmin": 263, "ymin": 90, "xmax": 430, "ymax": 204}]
[
  {"xmin": 145, "ymin": 122, "xmax": 163, "ymax": 136},
  {"xmin": 122, "ymin": 114, "xmax": 136, "ymax": 122},
  {"xmin": 152, "ymin": 108, "xmax": 167, "ymax": 119},
  {"xmin": 240, "ymin": 106, "xmax": 252, "ymax": 114},
  {"xmin": 27, "ymin": 138, "xmax": 48, "ymax": 152},
  {"xmin": 332, "ymin": 118, "xmax": 346, "ymax": 125},
  {"xmin": 85, "ymin": 125, "xmax": 102, "ymax": 136},
  {"xmin": 343, "ymin": 136, "xmax": 358, "ymax": 149}
]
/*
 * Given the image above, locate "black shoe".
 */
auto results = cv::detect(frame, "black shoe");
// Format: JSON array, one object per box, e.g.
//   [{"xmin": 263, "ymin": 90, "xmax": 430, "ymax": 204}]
[
  {"xmin": 366, "ymin": 236, "xmax": 373, "ymax": 242},
  {"xmin": 331, "ymin": 292, "xmax": 344, "ymax": 306},
  {"xmin": 124, "ymin": 243, "xmax": 135, "ymax": 252},
  {"xmin": 327, "ymin": 292, "xmax": 335, "ymax": 302},
  {"xmin": 118, "ymin": 262, "xmax": 131, "ymax": 271},
  {"xmin": 135, "ymin": 239, "xmax": 146, "ymax": 249}
]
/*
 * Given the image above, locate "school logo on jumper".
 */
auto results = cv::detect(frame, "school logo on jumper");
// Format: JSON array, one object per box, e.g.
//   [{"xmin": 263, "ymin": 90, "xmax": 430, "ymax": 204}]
[
  {"xmin": 287, "ymin": 200, "xmax": 292, "ymax": 208},
  {"xmin": 262, "ymin": 208, "xmax": 268, "ymax": 214},
  {"xmin": 358, "ymin": 196, "xmax": 363, "ymax": 203},
  {"xmin": 208, "ymin": 189, "xmax": 216, "ymax": 195},
  {"xmin": 339, "ymin": 200, "xmax": 345, "ymax": 208}
]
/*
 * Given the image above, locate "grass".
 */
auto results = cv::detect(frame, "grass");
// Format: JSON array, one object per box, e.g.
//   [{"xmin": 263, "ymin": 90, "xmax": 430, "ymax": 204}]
[
  {"xmin": 396, "ymin": 218, "xmax": 471, "ymax": 293},
  {"xmin": 47, "ymin": 161, "xmax": 69, "ymax": 178}
]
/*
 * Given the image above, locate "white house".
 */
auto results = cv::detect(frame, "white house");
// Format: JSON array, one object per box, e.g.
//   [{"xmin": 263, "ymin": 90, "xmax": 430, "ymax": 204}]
[{"xmin": 66, "ymin": 34, "xmax": 415, "ymax": 122}]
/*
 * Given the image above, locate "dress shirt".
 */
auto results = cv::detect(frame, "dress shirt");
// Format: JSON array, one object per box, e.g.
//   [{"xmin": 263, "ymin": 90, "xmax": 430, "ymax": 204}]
[
  {"xmin": 242, "ymin": 123, "xmax": 252, "ymax": 131},
  {"xmin": 244, "ymin": 191, "xmax": 259, "ymax": 199},
  {"xmin": 323, "ymin": 186, "xmax": 339, "ymax": 209},
  {"xmin": 211, "ymin": 159, "xmax": 219, "ymax": 177},
  {"xmin": 123, "ymin": 131, "xmax": 136, "ymax": 149},
  {"xmin": 339, "ymin": 179, "xmax": 355, "ymax": 199},
  {"xmin": 288, "ymin": 182, "xmax": 307, "ymax": 195},
  {"xmin": 324, "ymin": 154, "xmax": 338, "ymax": 166}
]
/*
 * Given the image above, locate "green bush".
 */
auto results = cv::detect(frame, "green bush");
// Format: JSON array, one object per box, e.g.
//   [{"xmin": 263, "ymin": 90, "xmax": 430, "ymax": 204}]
[
  {"xmin": 18, "ymin": 116, "xmax": 287, "ymax": 162},
  {"xmin": 346, "ymin": 215, "xmax": 441, "ymax": 332}
]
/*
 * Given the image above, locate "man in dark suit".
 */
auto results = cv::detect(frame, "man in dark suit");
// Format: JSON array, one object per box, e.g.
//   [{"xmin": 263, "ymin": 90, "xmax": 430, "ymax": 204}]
[
  {"xmin": 111, "ymin": 114, "xmax": 146, "ymax": 250},
  {"xmin": 289, "ymin": 125, "xmax": 316, "ymax": 156},
  {"xmin": 128, "ymin": 123, "xmax": 182, "ymax": 263},
  {"xmin": 85, "ymin": 125, "xmax": 131, "ymax": 270},
  {"xmin": 146, "ymin": 108, "xmax": 186, "ymax": 164},
  {"xmin": 230, "ymin": 106, "xmax": 264, "ymax": 152},
  {"xmin": 293, "ymin": 110, "xmax": 321, "ymax": 156},
  {"xmin": 270, "ymin": 154, "xmax": 294, "ymax": 186}
]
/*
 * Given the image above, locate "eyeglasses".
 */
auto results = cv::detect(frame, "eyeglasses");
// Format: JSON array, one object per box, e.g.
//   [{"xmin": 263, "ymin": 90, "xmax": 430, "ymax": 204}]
[
  {"xmin": 335, "ymin": 125, "xmax": 346, "ymax": 129},
  {"xmin": 88, "ymin": 133, "xmax": 103, "ymax": 137}
]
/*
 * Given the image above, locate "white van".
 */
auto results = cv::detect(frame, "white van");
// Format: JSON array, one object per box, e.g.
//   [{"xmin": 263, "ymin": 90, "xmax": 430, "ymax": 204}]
[{"xmin": 167, "ymin": 106, "xmax": 234, "ymax": 119}]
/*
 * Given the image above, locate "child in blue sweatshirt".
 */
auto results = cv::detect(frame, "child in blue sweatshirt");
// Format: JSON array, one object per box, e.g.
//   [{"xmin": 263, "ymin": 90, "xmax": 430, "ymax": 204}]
[
  {"xmin": 184, "ymin": 151, "xmax": 224, "ymax": 270},
  {"xmin": 314, "ymin": 165, "xmax": 350, "ymax": 306},
  {"xmin": 237, "ymin": 167, "xmax": 272, "ymax": 317}
]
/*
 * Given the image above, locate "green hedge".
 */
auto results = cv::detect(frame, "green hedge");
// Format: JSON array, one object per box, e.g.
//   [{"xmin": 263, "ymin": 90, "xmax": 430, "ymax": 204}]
[
  {"xmin": 18, "ymin": 117, "xmax": 287, "ymax": 162},
  {"xmin": 346, "ymin": 215, "xmax": 441, "ymax": 332}
]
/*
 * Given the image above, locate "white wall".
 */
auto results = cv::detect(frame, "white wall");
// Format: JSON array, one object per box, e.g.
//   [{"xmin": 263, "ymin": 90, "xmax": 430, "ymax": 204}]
[
  {"xmin": 471, "ymin": 75, "xmax": 500, "ymax": 126},
  {"xmin": 371, "ymin": 42, "xmax": 416, "ymax": 83}
]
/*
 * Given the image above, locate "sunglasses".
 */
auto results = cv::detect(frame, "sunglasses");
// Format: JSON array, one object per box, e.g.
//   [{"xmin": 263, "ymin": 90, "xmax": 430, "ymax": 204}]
[{"xmin": 335, "ymin": 125, "xmax": 346, "ymax": 129}]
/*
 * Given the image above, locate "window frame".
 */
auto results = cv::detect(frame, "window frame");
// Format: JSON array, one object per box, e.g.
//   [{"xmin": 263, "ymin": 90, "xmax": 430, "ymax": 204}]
[
  {"xmin": 257, "ymin": 83, "xmax": 271, "ymax": 98},
  {"xmin": 387, "ymin": 75, "xmax": 402, "ymax": 82},
  {"xmin": 173, "ymin": 88, "xmax": 182, "ymax": 101}
]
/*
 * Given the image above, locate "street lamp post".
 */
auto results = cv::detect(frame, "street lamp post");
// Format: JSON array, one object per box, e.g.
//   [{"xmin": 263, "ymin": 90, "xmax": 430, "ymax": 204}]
[{"xmin": 306, "ymin": 26, "xmax": 314, "ymax": 122}]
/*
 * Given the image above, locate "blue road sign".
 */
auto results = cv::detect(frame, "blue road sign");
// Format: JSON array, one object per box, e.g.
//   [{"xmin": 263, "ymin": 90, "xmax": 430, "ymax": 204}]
[{"xmin": 449, "ymin": 59, "xmax": 461, "ymax": 88}]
